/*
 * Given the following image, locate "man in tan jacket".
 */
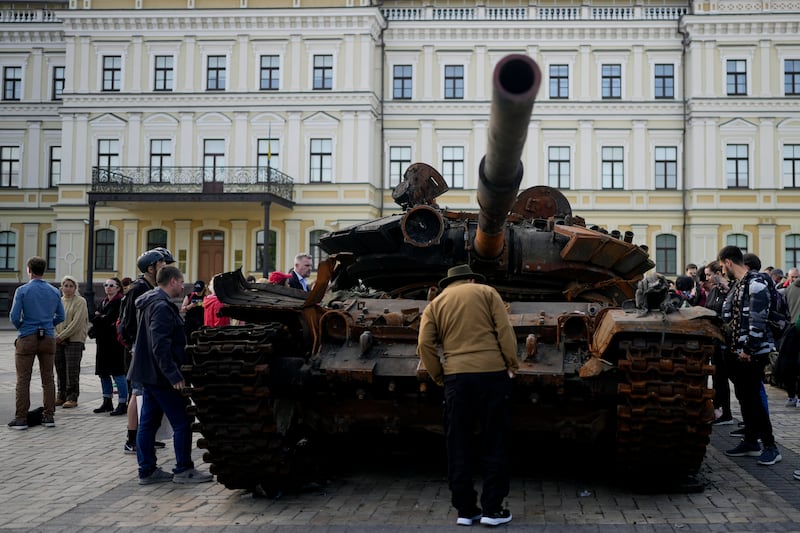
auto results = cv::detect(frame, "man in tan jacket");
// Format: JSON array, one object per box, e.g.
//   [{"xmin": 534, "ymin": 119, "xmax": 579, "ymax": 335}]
[{"xmin": 417, "ymin": 264, "xmax": 519, "ymax": 527}]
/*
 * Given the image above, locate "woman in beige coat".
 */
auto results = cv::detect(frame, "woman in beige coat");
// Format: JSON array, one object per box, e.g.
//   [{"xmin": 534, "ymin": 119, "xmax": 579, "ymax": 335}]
[{"xmin": 55, "ymin": 275, "xmax": 89, "ymax": 408}]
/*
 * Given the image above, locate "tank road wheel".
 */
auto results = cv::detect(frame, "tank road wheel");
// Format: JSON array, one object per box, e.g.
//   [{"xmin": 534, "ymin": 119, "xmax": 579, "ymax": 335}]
[
  {"xmin": 182, "ymin": 324, "xmax": 309, "ymax": 494},
  {"xmin": 615, "ymin": 336, "xmax": 715, "ymax": 487}
]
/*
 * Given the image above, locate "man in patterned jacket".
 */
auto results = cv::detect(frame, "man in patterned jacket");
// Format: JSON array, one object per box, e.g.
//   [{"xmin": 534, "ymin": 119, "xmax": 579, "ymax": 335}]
[{"xmin": 719, "ymin": 245, "xmax": 781, "ymax": 466}]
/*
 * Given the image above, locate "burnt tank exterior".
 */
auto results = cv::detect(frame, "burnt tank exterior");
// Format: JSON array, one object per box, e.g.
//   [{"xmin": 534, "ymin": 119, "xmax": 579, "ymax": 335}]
[{"xmin": 185, "ymin": 55, "xmax": 723, "ymax": 493}]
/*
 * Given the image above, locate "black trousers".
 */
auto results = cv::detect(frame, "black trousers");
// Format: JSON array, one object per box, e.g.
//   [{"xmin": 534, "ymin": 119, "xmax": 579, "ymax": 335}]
[
  {"xmin": 443, "ymin": 370, "xmax": 512, "ymax": 515},
  {"xmin": 712, "ymin": 346, "xmax": 731, "ymax": 418},
  {"xmin": 730, "ymin": 355, "xmax": 775, "ymax": 448}
]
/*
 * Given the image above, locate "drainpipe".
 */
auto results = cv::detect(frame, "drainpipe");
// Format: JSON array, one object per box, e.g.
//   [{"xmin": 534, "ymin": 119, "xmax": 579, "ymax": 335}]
[
  {"xmin": 378, "ymin": 1, "xmax": 386, "ymax": 217},
  {"xmin": 677, "ymin": 4, "xmax": 690, "ymax": 268},
  {"xmin": 85, "ymin": 200, "xmax": 96, "ymax": 315}
]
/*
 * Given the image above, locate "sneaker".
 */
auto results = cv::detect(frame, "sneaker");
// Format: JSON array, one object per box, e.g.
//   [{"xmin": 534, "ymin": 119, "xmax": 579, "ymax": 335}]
[
  {"xmin": 123, "ymin": 441, "xmax": 136, "ymax": 455},
  {"xmin": 456, "ymin": 507, "xmax": 482, "ymax": 526},
  {"xmin": 480, "ymin": 509, "xmax": 512, "ymax": 526},
  {"xmin": 173, "ymin": 467, "xmax": 213, "ymax": 484},
  {"xmin": 42, "ymin": 416, "xmax": 55, "ymax": 428},
  {"xmin": 786, "ymin": 397, "xmax": 798, "ymax": 407},
  {"xmin": 757, "ymin": 446, "xmax": 782, "ymax": 465},
  {"xmin": 154, "ymin": 440, "xmax": 166, "ymax": 449},
  {"xmin": 730, "ymin": 427, "xmax": 746, "ymax": 437},
  {"xmin": 62, "ymin": 400, "xmax": 77, "ymax": 408},
  {"xmin": 7, "ymin": 419, "xmax": 28, "ymax": 430},
  {"xmin": 138, "ymin": 468, "xmax": 173, "ymax": 485},
  {"xmin": 712, "ymin": 415, "xmax": 734, "ymax": 426},
  {"xmin": 725, "ymin": 440, "xmax": 762, "ymax": 457},
  {"xmin": 793, "ymin": 470, "xmax": 800, "ymax": 481}
]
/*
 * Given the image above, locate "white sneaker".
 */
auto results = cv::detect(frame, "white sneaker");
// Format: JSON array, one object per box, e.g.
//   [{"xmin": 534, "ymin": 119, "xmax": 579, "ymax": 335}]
[{"xmin": 786, "ymin": 397, "xmax": 797, "ymax": 407}]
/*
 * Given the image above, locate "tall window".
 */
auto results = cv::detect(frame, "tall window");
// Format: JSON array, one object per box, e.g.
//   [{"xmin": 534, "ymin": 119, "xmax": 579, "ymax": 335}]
[
  {"xmin": 147, "ymin": 229, "xmax": 167, "ymax": 251},
  {"xmin": 259, "ymin": 55, "xmax": 280, "ymax": 90},
  {"xmin": 784, "ymin": 144, "xmax": 800, "ymax": 188},
  {"xmin": 309, "ymin": 138, "xmax": 332, "ymax": 182},
  {"xmin": 0, "ymin": 231, "xmax": 15, "ymax": 271},
  {"xmin": 3, "ymin": 66, "xmax": 22, "ymax": 100},
  {"xmin": 203, "ymin": 139, "xmax": 225, "ymax": 181},
  {"xmin": 786, "ymin": 234, "xmax": 800, "ymax": 270},
  {"xmin": 726, "ymin": 144, "xmax": 749, "ymax": 188},
  {"xmin": 389, "ymin": 146, "xmax": 412, "ymax": 187},
  {"xmin": 46, "ymin": 231, "xmax": 57, "ymax": 271},
  {"xmin": 601, "ymin": 146, "xmax": 624, "ymax": 189},
  {"xmin": 549, "ymin": 64, "xmax": 568, "ymax": 99},
  {"xmin": 655, "ymin": 234, "xmax": 677, "ymax": 275},
  {"xmin": 102, "ymin": 56, "xmax": 121, "ymax": 91},
  {"xmin": 444, "ymin": 65, "xmax": 464, "ymax": 99},
  {"xmin": 154, "ymin": 55, "xmax": 173, "ymax": 91},
  {"xmin": 257, "ymin": 138, "xmax": 280, "ymax": 181},
  {"xmin": 0, "ymin": 146, "xmax": 20, "ymax": 188},
  {"xmin": 95, "ymin": 229, "xmax": 114, "ymax": 270},
  {"xmin": 654, "ymin": 146, "xmax": 677, "ymax": 189},
  {"xmin": 393, "ymin": 65, "xmax": 412, "ymax": 100},
  {"xmin": 313, "ymin": 55, "xmax": 333, "ymax": 90},
  {"xmin": 97, "ymin": 139, "xmax": 120, "ymax": 171},
  {"xmin": 727, "ymin": 233, "xmax": 748, "ymax": 253},
  {"xmin": 786, "ymin": 59, "xmax": 800, "ymax": 96},
  {"xmin": 601, "ymin": 64, "xmax": 621, "ymax": 99},
  {"xmin": 207, "ymin": 56, "xmax": 226, "ymax": 91},
  {"xmin": 548, "ymin": 146, "xmax": 570, "ymax": 188},
  {"xmin": 442, "ymin": 146, "xmax": 464, "ymax": 189},
  {"xmin": 726, "ymin": 60, "xmax": 747, "ymax": 96},
  {"xmin": 149, "ymin": 139, "xmax": 172, "ymax": 182},
  {"xmin": 49, "ymin": 146, "xmax": 61, "ymax": 188},
  {"xmin": 310, "ymin": 229, "xmax": 328, "ymax": 272},
  {"xmin": 654, "ymin": 64, "xmax": 674, "ymax": 99},
  {"xmin": 255, "ymin": 229, "xmax": 277, "ymax": 272},
  {"xmin": 52, "ymin": 66, "xmax": 65, "ymax": 100}
]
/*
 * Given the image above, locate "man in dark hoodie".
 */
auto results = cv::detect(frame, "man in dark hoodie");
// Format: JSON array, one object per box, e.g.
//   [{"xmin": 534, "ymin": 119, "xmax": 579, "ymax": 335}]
[{"xmin": 129, "ymin": 265, "xmax": 212, "ymax": 485}]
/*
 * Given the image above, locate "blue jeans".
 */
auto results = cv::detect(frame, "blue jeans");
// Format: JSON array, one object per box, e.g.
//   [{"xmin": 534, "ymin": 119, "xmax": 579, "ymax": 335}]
[
  {"xmin": 137, "ymin": 385, "xmax": 193, "ymax": 478},
  {"xmin": 100, "ymin": 374, "xmax": 128, "ymax": 403}
]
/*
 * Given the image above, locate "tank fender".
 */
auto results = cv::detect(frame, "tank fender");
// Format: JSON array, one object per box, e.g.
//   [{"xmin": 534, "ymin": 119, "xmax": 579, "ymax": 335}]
[{"xmin": 589, "ymin": 306, "xmax": 724, "ymax": 362}]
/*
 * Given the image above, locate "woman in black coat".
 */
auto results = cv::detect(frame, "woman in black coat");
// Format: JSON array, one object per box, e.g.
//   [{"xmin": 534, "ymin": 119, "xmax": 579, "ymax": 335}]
[{"xmin": 91, "ymin": 277, "xmax": 128, "ymax": 415}]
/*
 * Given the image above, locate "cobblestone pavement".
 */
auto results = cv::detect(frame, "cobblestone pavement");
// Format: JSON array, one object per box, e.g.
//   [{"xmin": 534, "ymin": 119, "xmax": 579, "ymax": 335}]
[{"xmin": 3, "ymin": 328, "xmax": 800, "ymax": 532}]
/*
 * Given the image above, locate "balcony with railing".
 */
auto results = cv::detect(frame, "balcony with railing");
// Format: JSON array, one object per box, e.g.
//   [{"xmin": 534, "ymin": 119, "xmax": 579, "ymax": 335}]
[
  {"xmin": 382, "ymin": 4, "xmax": 689, "ymax": 21},
  {"xmin": 91, "ymin": 166, "xmax": 294, "ymax": 205},
  {"xmin": 0, "ymin": 8, "xmax": 63, "ymax": 23}
]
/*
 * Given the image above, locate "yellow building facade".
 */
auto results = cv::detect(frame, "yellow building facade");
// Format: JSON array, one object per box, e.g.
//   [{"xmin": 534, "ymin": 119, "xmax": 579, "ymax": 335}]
[{"xmin": 0, "ymin": 0, "xmax": 799, "ymax": 312}]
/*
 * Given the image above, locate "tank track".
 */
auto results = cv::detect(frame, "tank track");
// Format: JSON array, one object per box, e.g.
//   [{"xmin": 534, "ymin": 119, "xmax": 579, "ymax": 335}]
[
  {"xmin": 184, "ymin": 324, "xmax": 300, "ymax": 492},
  {"xmin": 615, "ymin": 337, "xmax": 716, "ymax": 482}
]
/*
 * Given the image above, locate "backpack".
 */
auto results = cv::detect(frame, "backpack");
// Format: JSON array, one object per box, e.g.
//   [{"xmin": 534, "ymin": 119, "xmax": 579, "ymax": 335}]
[
  {"xmin": 754, "ymin": 272, "xmax": 790, "ymax": 343},
  {"xmin": 116, "ymin": 277, "xmax": 152, "ymax": 349}
]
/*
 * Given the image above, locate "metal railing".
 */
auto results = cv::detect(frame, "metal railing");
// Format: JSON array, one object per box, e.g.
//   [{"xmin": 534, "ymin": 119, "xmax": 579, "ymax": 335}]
[{"xmin": 91, "ymin": 166, "xmax": 293, "ymax": 201}]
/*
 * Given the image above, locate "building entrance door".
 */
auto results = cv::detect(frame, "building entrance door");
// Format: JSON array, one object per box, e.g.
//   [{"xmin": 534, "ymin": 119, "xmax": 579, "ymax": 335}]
[{"xmin": 198, "ymin": 230, "xmax": 224, "ymax": 286}]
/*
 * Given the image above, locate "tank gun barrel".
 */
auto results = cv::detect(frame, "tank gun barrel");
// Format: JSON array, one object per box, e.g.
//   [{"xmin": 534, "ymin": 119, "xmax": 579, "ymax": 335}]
[{"xmin": 475, "ymin": 54, "xmax": 541, "ymax": 259}]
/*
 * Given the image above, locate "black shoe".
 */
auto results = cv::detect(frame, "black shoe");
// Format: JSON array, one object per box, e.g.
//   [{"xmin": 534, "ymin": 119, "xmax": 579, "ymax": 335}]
[
  {"xmin": 456, "ymin": 507, "xmax": 482, "ymax": 526},
  {"xmin": 712, "ymin": 416, "xmax": 734, "ymax": 426},
  {"xmin": 7, "ymin": 419, "xmax": 28, "ymax": 430},
  {"xmin": 93, "ymin": 398, "xmax": 113, "ymax": 413},
  {"xmin": 109, "ymin": 403, "xmax": 127, "ymax": 416},
  {"xmin": 730, "ymin": 427, "xmax": 745, "ymax": 437},
  {"xmin": 480, "ymin": 509, "xmax": 512, "ymax": 526},
  {"xmin": 154, "ymin": 441, "xmax": 166, "ymax": 449}
]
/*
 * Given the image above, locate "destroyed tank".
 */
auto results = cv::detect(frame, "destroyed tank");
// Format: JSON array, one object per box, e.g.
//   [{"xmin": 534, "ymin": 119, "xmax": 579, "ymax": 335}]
[{"xmin": 184, "ymin": 54, "xmax": 723, "ymax": 493}]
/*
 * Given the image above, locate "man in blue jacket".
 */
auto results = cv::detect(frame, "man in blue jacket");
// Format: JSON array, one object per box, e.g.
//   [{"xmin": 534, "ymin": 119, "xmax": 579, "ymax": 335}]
[
  {"xmin": 128, "ymin": 264, "xmax": 212, "ymax": 485},
  {"xmin": 9, "ymin": 256, "xmax": 65, "ymax": 429}
]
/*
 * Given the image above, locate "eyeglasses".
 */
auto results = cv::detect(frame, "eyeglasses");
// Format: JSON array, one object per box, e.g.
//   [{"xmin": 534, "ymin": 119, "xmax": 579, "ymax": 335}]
[{"xmin": 103, "ymin": 283, "xmax": 119, "ymax": 288}]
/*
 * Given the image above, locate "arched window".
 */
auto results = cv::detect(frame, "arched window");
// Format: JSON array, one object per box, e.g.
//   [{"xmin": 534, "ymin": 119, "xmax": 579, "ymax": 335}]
[
  {"xmin": 46, "ymin": 231, "xmax": 57, "ymax": 271},
  {"xmin": 95, "ymin": 229, "xmax": 115, "ymax": 270},
  {"xmin": 309, "ymin": 230, "xmax": 329, "ymax": 272},
  {"xmin": 0, "ymin": 231, "xmax": 15, "ymax": 271},
  {"xmin": 726, "ymin": 233, "xmax": 748, "ymax": 254},
  {"xmin": 255, "ymin": 230, "xmax": 277, "ymax": 272},
  {"xmin": 655, "ymin": 234, "xmax": 677, "ymax": 275},
  {"xmin": 786, "ymin": 234, "xmax": 800, "ymax": 270},
  {"xmin": 147, "ymin": 229, "xmax": 167, "ymax": 251}
]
